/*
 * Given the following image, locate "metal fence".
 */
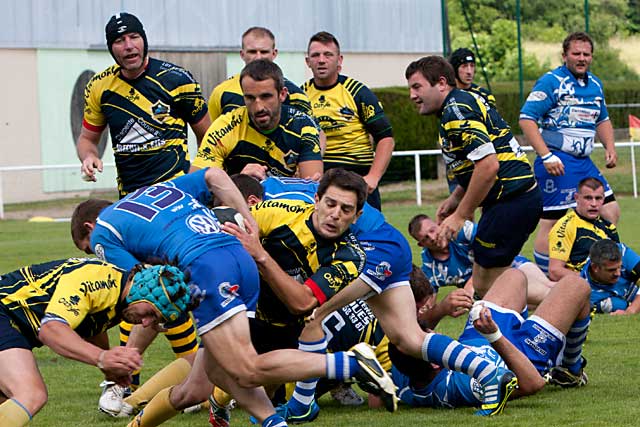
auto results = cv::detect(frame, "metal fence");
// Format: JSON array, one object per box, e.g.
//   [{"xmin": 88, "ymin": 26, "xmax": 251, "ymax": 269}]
[{"xmin": 1, "ymin": 142, "xmax": 639, "ymax": 219}]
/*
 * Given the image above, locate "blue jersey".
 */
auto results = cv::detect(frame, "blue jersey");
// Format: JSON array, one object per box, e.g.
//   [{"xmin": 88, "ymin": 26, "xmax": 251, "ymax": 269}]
[
  {"xmin": 261, "ymin": 176, "xmax": 385, "ymax": 235},
  {"xmin": 582, "ymin": 243, "xmax": 640, "ymax": 311},
  {"xmin": 421, "ymin": 221, "xmax": 476, "ymax": 292},
  {"xmin": 90, "ymin": 168, "xmax": 240, "ymax": 271},
  {"xmin": 520, "ymin": 65, "xmax": 609, "ymax": 158}
]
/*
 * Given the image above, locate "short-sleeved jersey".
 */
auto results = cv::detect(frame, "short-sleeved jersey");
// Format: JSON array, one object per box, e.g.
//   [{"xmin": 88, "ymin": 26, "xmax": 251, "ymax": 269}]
[
  {"xmin": 90, "ymin": 168, "xmax": 240, "ymax": 271},
  {"xmin": 549, "ymin": 209, "xmax": 619, "ymax": 271},
  {"xmin": 208, "ymin": 73, "xmax": 313, "ymax": 121},
  {"xmin": 83, "ymin": 57, "xmax": 208, "ymax": 197},
  {"xmin": 467, "ymin": 83, "xmax": 497, "ymax": 110},
  {"xmin": 519, "ymin": 65, "xmax": 609, "ymax": 158},
  {"xmin": 582, "ymin": 243, "xmax": 640, "ymax": 308},
  {"xmin": 0, "ymin": 258, "xmax": 127, "ymax": 347},
  {"xmin": 421, "ymin": 221, "xmax": 476, "ymax": 292},
  {"xmin": 193, "ymin": 106, "xmax": 321, "ymax": 177},
  {"xmin": 302, "ymin": 75, "xmax": 393, "ymax": 167},
  {"xmin": 440, "ymin": 88, "xmax": 535, "ymax": 206},
  {"xmin": 250, "ymin": 200, "xmax": 366, "ymax": 327}
]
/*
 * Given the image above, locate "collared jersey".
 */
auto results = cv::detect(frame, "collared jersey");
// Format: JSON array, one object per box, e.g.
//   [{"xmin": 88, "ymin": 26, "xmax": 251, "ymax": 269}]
[
  {"xmin": 303, "ymin": 75, "xmax": 393, "ymax": 167},
  {"xmin": 519, "ymin": 65, "xmax": 609, "ymax": 157},
  {"xmin": 193, "ymin": 106, "xmax": 321, "ymax": 177},
  {"xmin": 582, "ymin": 243, "xmax": 640, "ymax": 308},
  {"xmin": 90, "ymin": 168, "xmax": 239, "ymax": 272},
  {"xmin": 549, "ymin": 209, "xmax": 619, "ymax": 271},
  {"xmin": 421, "ymin": 221, "xmax": 476, "ymax": 292},
  {"xmin": 250, "ymin": 199, "xmax": 366, "ymax": 327},
  {"xmin": 0, "ymin": 258, "xmax": 127, "ymax": 347},
  {"xmin": 208, "ymin": 73, "xmax": 313, "ymax": 121},
  {"xmin": 440, "ymin": 88, "xmax": 535, "ymax": 205},
  {"xmin": 83, "ymin": 57, "xmax": 208, "ymax": 197}
]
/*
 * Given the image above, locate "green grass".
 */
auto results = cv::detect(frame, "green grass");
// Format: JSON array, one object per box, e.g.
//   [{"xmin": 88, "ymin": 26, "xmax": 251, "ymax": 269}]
[{"xmin": 3, "ymin": 197, "xmax": 640, "ymax": 425}]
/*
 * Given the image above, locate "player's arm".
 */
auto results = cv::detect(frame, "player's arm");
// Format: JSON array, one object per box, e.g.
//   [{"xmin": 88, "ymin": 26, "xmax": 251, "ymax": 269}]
[
  {"xmin": 204, "ymin": 167, "xmax": 256, "ymax": 230},
  {"xmin": 473, "ymin": 306, "xmax": 545, "ymax": 396},
  {"xmin": 364, "ymin": 136, "xmax": 395, "ymax": 194},
  {"xmin": 420, "ymin": 288, "xmax": 474, "ymax": 329},
  {"xmin": 77, "ymin": 126, "xmax": 104, "ymax": 181},
  {"xmin": 548, "ymin": 258, "xmax": 579, "ymax": 281},
  {"xmin": 189, "ymin": 114, "xmax": 212, "ymax": 148},
  {"xmin": 547, "ymin": 218, "xmax": 578, "ymax": 281},
  {"xmin": 596, "ymin": 119, "xmax": 616, "ymax": 168}
]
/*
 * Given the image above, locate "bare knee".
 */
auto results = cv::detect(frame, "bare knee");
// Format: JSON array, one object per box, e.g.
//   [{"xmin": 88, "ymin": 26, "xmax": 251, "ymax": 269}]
[
  {"xmin": 387, "ymin": 329, "xmax": 424, "ymax": 358},
  {"xmin": 14, "ymin": 387, "xmax": 48, "ymax": 416}
]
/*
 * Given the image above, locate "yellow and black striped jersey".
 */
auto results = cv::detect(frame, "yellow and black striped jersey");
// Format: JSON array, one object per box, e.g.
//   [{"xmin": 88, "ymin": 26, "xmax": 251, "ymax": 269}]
[
  {"xmin": 208, "ymin": 73, "xmax": 313, "ymax": 121},
  {"xmin": 549, "ymin": 209, "xmax": 619, "ymax": 271},
  {"xmin": 302, "ymin": 75, "xmax": 393, "ymax": 167},
  {"xmin": 83, "ymin": 57, "xmax": 208, "ymax": 197},
  {"xmin": 250, "ymin": 200, "xmax": 366, "ymax": 327},
  {"xmin": 440, "ymin": 88, "xmax": 535, "ymax": 205},
  {"xmin": 0, "ymin": 258, "xmax": 127, "ymax": 347},
  {"xmin": 467, "ymin": 83, "xmax": 497, "ymax": 110},
  {"xmin": 193, "ymin": 105, "xmax": 321, "ymax": 176}
]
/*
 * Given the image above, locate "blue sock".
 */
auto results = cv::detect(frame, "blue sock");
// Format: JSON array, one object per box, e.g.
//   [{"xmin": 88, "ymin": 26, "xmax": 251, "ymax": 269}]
[
  {"xmin": 563, "ymin": 315, "xmax": 590, "ymax": 373},
  {"xmin": 326, "ymin": 352, "xmax": 359, "ymax": 381},
  {"xmin": 533, "ymin": 250, "xmax": 549, "ymax": 275},
  {"xmin": 262, "ymin": 413, "xmax": 287, "ymax": 427},
  {"xmin": 421, "ymin": 332, "xmax": 498, "ymax": 386},
  {"xmin": 288, "ymin": 338, "xmax": 327, "ymax": 415}
]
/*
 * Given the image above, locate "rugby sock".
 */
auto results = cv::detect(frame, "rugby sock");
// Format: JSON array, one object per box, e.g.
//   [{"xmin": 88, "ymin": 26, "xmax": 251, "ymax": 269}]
[
  {"xmin": 262, "ymin": 413, "xmax": 288, "ymax": 427},
  {"xmin": 127, "ymin": 387, "xmax": 178, "ymax": 427},
  {"xmin": 164, "ymin": 317, "xmax": 199, "ymax": 358},
  {"xmin": 287, "ymin": 337, "xmax": 327, "ymax": 415},
  {"xmin": 533, "ymin": 250, "xmax": 549, "ymax": 275},
  {"xmin": 211, "ymin": 386, "xmax": 234, "ymax": 408},
  {"xmin": 0, "ymin": 399, "xmax": 32, "ymax": 427},
  {"xmin": 326, "ymin": 352, "xmax": 359, "ymax": 381},
  {"xmin": 119, "ymin": 320, "xmax": 140, "ymax": 389},
  {"xmin": 124, "ymin": 357, "xmax": 191, "ymax": 410},
  {"xmin": 562, "ymin": 315, "xmax": 590, "ymax": 374},
  {"xmin": 421, "ymin": 333, "xmax": 497, "ymax": 386}
]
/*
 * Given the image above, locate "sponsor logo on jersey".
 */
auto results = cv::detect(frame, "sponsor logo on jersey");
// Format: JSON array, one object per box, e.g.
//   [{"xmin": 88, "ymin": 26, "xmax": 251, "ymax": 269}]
[
  {"xmin": 207, "ymin": 113, "xmax": 244, "ymax": 145},
  {"xmin": 218, "ymin": 282, "xmax": 240, "ymax": 307},
  {"xmin": 126, "ymin": 87, "xmax": 140, "ymax": 103},
  {"xmin": 79, "ymin": 276, "xmax": 118, "ymax": 295},
  {"xmin": 527, "ymin": 91, "xmax": 547, "ymax": 102},
  {"xmin": 366, "ymin": 261, "xmax": 392, "ymax": 281},
  {"xmin": 314, "ymin": 95, "xmax": 331, "ymax": 109},
  {"xmin": 186, "ymin": 214, "xmax": 222, "ymax": 234},
  {"xmin": 95, "ymin": 244, "xmax": 106, "ymax": 261},
  {"xmin": 58, "ymin": 296, "xmax": 81, "ymax": 316},
  {"xmin": 360, "ymin": 103, "xmax": 375, "ymax": 121},
  {"xmin": 255, "ymin": 200, "xmax": 307, "ymax": 213}
]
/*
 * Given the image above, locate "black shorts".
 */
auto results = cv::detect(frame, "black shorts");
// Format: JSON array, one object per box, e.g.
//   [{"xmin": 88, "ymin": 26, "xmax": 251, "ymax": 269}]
[
  {"xmin": 473, "ymin": 186, "xmax": 542, "ymax": 268},
  {"xmin": 249, "ymin": 318, "xmax": 302, "ymax": 354},
  {"xmin": 0, "ymin": 306, "xmax": 32, "ymax": 351}
]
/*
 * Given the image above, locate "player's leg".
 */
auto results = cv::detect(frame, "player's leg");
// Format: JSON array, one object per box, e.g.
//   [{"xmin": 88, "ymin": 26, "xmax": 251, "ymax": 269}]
[
  {"xmin": 600, "ymin": 199, "xmax": 620, "ymax": 224},
  {"xmin": 533, "ymin": 218, "xmax": 557, "ymax": 275},
  {"xmin": 480, "ymin": 268, "xmax": 528, "ymax": 312},
  {"xmin": 516, "ymin": 260, "xmax": 555, "ymax": 308},
  {"xmin": 0, "ymin": 348, "xmax": 47, "ymax": 425}
]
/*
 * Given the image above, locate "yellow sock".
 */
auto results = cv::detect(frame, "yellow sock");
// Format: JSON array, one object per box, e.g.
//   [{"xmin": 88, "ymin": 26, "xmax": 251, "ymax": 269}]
[
  {"xmin": 125, "ymin": 358, "xmax": 191, "ymax": 409},
  {"xmin": 212, "ymin": 386, "xmax": 233, "ymax": 407},
  {"xmin": 127, "ymin": 387, "xmax": 178, "ymax": 427},
  {"xmin": 0, "ymin": 399, "xmax": 32, "ymax": 427}
]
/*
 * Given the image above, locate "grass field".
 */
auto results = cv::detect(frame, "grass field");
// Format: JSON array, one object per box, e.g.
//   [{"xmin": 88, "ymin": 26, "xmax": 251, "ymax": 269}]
[{"xmin": 2, "ymin": 199, "xmax": 640, "ymax": 426}]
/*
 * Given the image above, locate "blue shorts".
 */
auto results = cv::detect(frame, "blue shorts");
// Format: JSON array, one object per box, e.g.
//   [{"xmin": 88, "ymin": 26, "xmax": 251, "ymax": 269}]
[
  {"xmin": 473, "ymin": 187, "xmax": 542, "ymax": 268},
  {"xmin": 357, "ymin": 223, "xmax": 412, "ymax": 294},
  {"xmin": 188, "ymin": 245, "xmax": 260, "ymax": 335},
  {"xmin": 458, "ymin": 302, "xmax": 564, "ymax": 374},
  {"xmin": 535, "ymin": 151, "xmax": 614, "ymax": 212},
  {"xmin": 0, "ymin": 306, "xmax": 33, "ymax": 351}
]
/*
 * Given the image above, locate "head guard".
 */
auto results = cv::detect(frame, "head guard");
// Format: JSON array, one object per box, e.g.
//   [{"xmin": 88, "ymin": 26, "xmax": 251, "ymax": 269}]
[
  {"xmin": 105, "ymin": 12, "xmax": 148, "ymax": 60},
  {"xmin": 126, "ymin": 265, "xmax": 190, "ymax": 322}
]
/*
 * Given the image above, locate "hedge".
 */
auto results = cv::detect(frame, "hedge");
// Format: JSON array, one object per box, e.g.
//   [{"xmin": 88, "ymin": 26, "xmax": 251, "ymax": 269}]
[{"xmin": 373, "ymin": 80, "xmax": 640, "ymax": 182}]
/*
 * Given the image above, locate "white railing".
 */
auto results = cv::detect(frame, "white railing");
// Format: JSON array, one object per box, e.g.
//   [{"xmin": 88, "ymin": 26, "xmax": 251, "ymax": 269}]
[{"xmin": 1, "ymin": 142, "xmax": 639, "ymax": 218}]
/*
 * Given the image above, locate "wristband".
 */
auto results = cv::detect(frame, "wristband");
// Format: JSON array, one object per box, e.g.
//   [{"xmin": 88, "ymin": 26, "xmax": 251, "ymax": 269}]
[
  {"xmin": 480, "ymin": 329, "xmax": 503, "ymax": 343},
  {"xmin": 541, "ymin": 152, "xmax": 553, "ymax": 161},
  {"xmin": 97, "ymin": 350, "xmax": 106, "ymax": 369},
  {"xmin": 541, "ymin": 153, "xmax": 562, "ymax": 165}
]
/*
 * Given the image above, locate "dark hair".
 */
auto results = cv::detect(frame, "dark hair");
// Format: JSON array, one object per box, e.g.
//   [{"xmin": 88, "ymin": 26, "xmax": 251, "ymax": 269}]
[
  {"xmin": 308, "ymin": 31, "xmax": 340, "ymax": 54},
  {"xmin": 563, "ymin": 32, "xmax": 594, "ymax": 55},
  {"xmin": 577, "ymin": 177, "xmax": 604, "ymax": 193},
  {"xmin": 70, "ymin": 199, "xmax": 112, "ymax": 246},
  {"xmin": 448, "ymin": 47, "xmax": 475, "ymax": 81},
  {"xmin": 241, "ymin": 27, "xmax": 276, "ymax": 48},
  {"xmin": 240, "ymin": 59, "xmax": 284, "ymax": 93},
  {"xmin": 105, "ymin": 12, "xmax": 148, "ymax": 59},
  {"xmin": 230, "ymin": 174, "xmax": 263, "ymax": 201},
  {"xmin": 405, "ymin": 56, "xmax": 456, "ymax": 87},
  {"xmin": 316, "ymin": 169, "xmax": 367, "ymax": 212},
  {"xmin": 408, "ymin": 214, "xmax": 430, "ymax": 238},
  {"xmin": 589, "ymin": 239, "xmax": 621, "ymax": 267},
  {"xmin": 409, "ymin": 264, "xmax": 435, "ymax": 303}
]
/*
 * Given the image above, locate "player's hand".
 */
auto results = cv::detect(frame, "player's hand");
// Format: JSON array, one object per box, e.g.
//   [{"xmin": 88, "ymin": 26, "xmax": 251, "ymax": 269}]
[
  {"xmin": 240, "ymin": 163, "xmax": 268, "ymax": 180},
  {"xmin": 436, "ymin": 196, "xmax": 459, "ymax": 224},
  {"xmin": 471, "ymin": 305, "xmax": 498, "ymax": 334},
  {"xmin": 222, "ymin": 218, "xmax": 269, "ymax": 264},
  {"xmin": 362, "ymin": 174, "xmax": 380, "ymax": 194},
  {"xmin": 80, "ymin": 155, "xmax": 103, "ymax": 182},
  {"xmin": 438, "ymin": 289, "xmax": 474, "ymax": 318},
  {"xmin": 541, "ymin": 152, "xmax": 564, "ymax": 176},
  {"xmin": 436, "ymin": 212, "xmax": 464, "ymax": 248},
  {"xmin": 99, "ymin": 346, "xmax": 142, "ymax": 377},
  {"xmin": 610, "ymin": 309, "xmax": 628, "ymax": 316},
  {"xmin": 605, "ymin": 147, "xmax": 617, "ymax": 168}
]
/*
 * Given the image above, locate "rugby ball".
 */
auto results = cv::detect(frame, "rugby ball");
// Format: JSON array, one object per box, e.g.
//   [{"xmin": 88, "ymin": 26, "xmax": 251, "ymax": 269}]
[{"xmin": 212, "ymin": 206, "xmax": 246, "ymax": 232}]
